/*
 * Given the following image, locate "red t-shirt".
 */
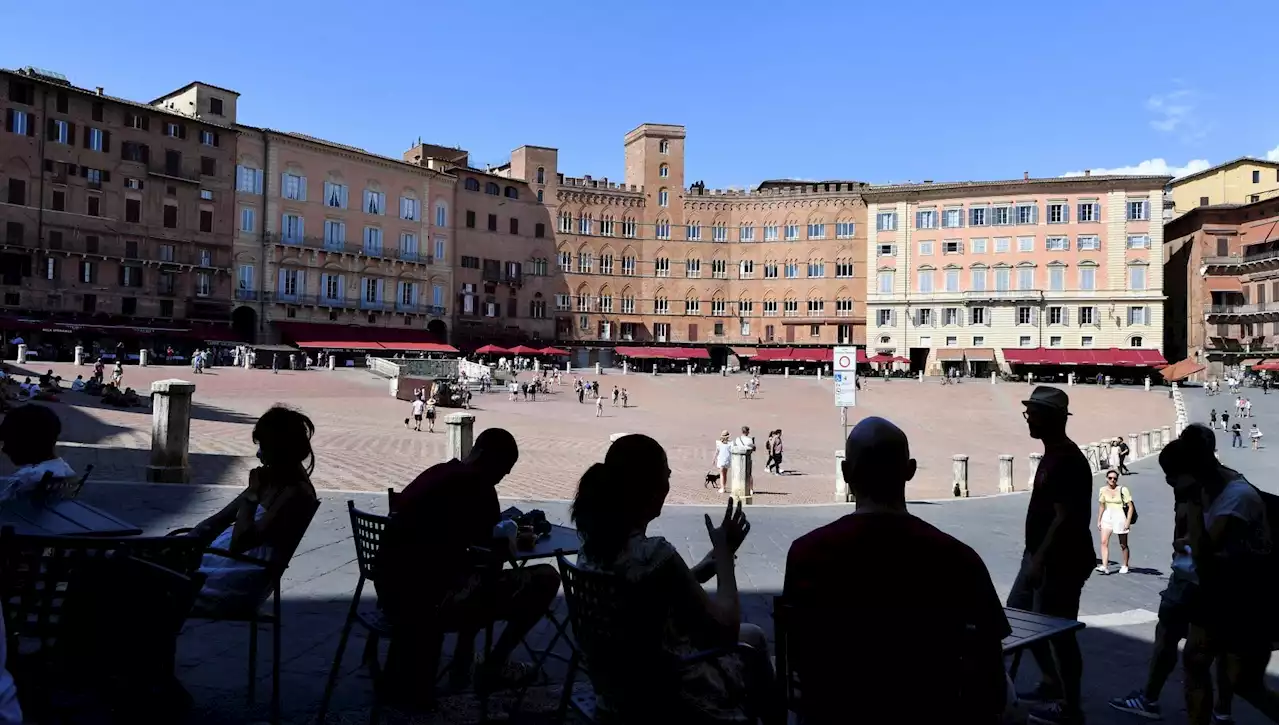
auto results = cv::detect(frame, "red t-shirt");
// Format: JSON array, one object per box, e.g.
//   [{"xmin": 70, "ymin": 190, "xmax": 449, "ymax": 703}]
[
  {"xmin": 375, "ymin": 460, "xmax": 500, "ymax": 614},
  {"xmin": 783, "ymin": 512, "xmax": 1011, "ymax": 724}
]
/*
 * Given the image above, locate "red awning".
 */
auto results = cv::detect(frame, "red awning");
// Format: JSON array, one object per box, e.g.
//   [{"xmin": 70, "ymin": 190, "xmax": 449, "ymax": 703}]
[
  {"xmin": 660, "ymin": 348, "xmax": 711, "ymax": 360},
  {"xmin": 537, "ymin": 347, "xmax": 570, "ymax": 356},
  {"xmin": 1005, "ymin": 347, "xmax": 1167, "ymax": 367},
  {"xmin": 474, "ymin": 344, "xmax": 509, "ymax": 355},
  {"xmin": 294, "ymin": 341, "xmax": 385, "ymax": 350},
  {"xmin": 1002, "ymin": 348, "xmax": 1047, "ymax": 365},
  {"xmin": 867, "ymin": 353, "xmax": 894, "ymax": 364},
  {"xmin": 276, "ymin": 321, "xmax": 453, "ymax": 352},
  {"xmin": 856, "ymin": 349, "xmax": 870, "ymax": 364},
  {"xmin": 507, "ymin": 345, "xmax": 541, "ymax": 355},
  {"xmin": 752, "ymin": 347, "xmax": 834, "ymax": 363},
  {"xmin": 1255, "ymin": 359, "xmax": 1278, "ymax": 371},
  {"xmin": 381, "ymin": 341, "xmax": 460, "ymax": 353}
]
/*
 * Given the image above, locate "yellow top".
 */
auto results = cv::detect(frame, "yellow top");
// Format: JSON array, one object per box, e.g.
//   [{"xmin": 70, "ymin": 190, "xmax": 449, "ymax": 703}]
[{"xmin": 1098, "ymin": 485, "xmax": 1131, "ymax": 512}]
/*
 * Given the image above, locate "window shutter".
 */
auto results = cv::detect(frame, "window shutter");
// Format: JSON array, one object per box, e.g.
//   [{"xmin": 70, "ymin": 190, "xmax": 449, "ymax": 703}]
[
  {"xmin": 177, "ymin": 124, "xmax": 187, "ymax": 140},
  {"xmin": 46, "ymin": 117, "xmax": 56, "ymax": 140},
  {"xmin": 1143, "ymin": 306, "xmax": 1150, "ymax": 325},
  {"xmin": 102, "ymin": 170, "xmax": 110, "ymax": 183},
  {"xmin": 83, "ymin": 126, "xmax": 91, "ymax": 148},
  {"xmin": 376, "ymin": 278, "xmax": 385, "ymax": 302},
  {"xmin": 298, "ymin": 269, "xmax": 306, "ymax": 296},
  {"xmin": 141, "ymin": 144, "xmax": 150, "ymax": 163},
  {"xmin": 277, "ymin": 268, "xmax": 286, "ymax": 294},
  {"xmin": 1062, "ymin": 308, "xmax": 1070, "ymax": 326},
  {"xmin": 3, "ymin": 109, "xmax": 12, "ymax": 132},
  {"xmin": 213, "ymin": 131, "xmax": 221, "ymax": 147},
  {"xmin": 1031, "ymin": 205, "xmax": 1039, "ymax": 224},
  {"xmin": 299, "ymin": 176, "xmax": 307, "ymax": 202},
  {"xmin": 297, "ymin": 216, "xmax": 305, "ymax": 238},
  {"xmin": 1092, "ymin": 202, "xmax": 1100, "ymax": 221},
  {"xmin": 80, "ymin": 165, "xmax": 88, "ymax": 178},
  {"xmin": 338, "ymin": 275, "xmax": 345, "ymax": 299},
  {"xmin": 1142, "ymin": 200, "xmax": 1150, "ymax": 219}
]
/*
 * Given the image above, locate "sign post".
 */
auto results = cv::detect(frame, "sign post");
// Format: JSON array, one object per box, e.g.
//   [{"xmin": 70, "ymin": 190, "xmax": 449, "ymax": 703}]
[{"xmin": 833, "ymin": 346, "xmax": 858, "ymax": 443}]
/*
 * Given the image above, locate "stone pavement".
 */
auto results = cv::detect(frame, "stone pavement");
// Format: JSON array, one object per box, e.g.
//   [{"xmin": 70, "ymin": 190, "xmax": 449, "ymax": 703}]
[
  {"xmin": 74, "ymin": 417, "xmax": 1277, "ymax": 724},
  {"xmin": 25, "ymin": 361, "xmax": 1173, "ymax": 502}
]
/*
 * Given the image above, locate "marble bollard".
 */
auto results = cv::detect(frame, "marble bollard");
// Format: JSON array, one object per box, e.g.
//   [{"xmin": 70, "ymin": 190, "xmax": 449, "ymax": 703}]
[
  {"xmin": 1128, "ymin": 433, "xmax": 1139, "ymax": 458},
  {"xmin": 729, "ymin": 445, "xmax": 752, "ymax": 505},
  {"xmin": 990, "ymin": 371, "xmax": 996, "ymax": 384},
  {"xmin": 1067, "ymin": 372, "xmax": 1075, "ymax": 386},
  {"xmin": 446, "ymin": 412, "xmax": 475, "ymax": 461},
  {"xmin": 139, "ymin": 349, "xmax": 149, "ymax": 367},
  {"xmin": 74, "ymin": 345, "xmax": 85, "ymax": 366},
  {"xmin": 687, "ymin": 364, "xmax": 692, "ymax": 377},
  {"xmin": 622, "ymin": 361, "xmax": 628, "ymax": 375},
  {"xmin": 16, "ymin": 344, "xmax": 27, "ymax": 364},
  {"xmin": 147, "ymin": 379, "xmax": 196, "ymax": 483},
  {"xmin": 998, "ymin": 454, "xmax": 1015, "ymax": 493},
  {"xmin": 1098, "ymin": 439, "xmax": 1112, "ymax": 467},
  {"xmin": 952, "ymin": 454, "xmax": 969, "ymax": 498},
  {"xmin": 1160, "ymin": 425, "xmax": 1171, "ymax": 450},
  {"xmin": 835, "ymin": 450, "xmax": 850, "ymax": 502},
  {"xmin": 1140, "ymin": 430, "xmax": 1152, "ymax": 458},
  {"xmin": 1087, "ymin": 442, "xmax": 1101, "ymax": 473},
  {"xmin": 595, "ymin": 363, "xmax": 601, "ymax": 375},
  {"xmin": 327, "ymin": 355, "xmax": 336, "ymax": 370},
  {"xmin": 1028, "ymin": 452, "xmax": 1042, "ymax": 489},
  {"xmin": 1144, "ymin": 377, "xmax": 1151, "ymax": 392}
]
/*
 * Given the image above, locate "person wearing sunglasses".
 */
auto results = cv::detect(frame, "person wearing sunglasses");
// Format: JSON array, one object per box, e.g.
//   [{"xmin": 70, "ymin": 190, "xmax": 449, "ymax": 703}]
[{"xmin": 1095, "ymin": 470, "xmax": 1134, "ymax": 575}]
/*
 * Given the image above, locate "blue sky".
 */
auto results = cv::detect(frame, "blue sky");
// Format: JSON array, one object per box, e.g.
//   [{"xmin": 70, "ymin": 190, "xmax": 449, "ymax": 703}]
[{"xmin": 5, "ymin": 0, "xmax": 1276, "ymax": 188}]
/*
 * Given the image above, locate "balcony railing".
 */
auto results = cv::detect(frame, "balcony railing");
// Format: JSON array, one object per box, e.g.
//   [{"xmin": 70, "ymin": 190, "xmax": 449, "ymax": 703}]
[
  {"xmin": 234, "ymin": 289, "xmax": 259, "ymax": 302},
  {"xmin": 1203, "ymin": 249, "xmax": 1279, "ymax": 266},
  {"xmin": 266, "ymin": 234, "xmax": 440, "ymax": 264},
  {"xmin": 961, "ymin": 289, "xmax": 1044, "ymax": 301},
  {"xmin": 1203, "ymin": 302, "xmax": 1280, "ymax": 316},
  {"xmin": 147, "ymin": 164, "xmax": 200, "ymax": 183},
  {"xmin": 264, "ymin": 292, "xmax": 445, "ymax": 316}
]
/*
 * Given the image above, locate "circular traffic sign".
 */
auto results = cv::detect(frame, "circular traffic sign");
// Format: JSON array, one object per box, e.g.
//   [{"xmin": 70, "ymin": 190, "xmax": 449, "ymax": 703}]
[{"xmin": 838, "ymin": 355, "xmax": 852, "ymax": 368}]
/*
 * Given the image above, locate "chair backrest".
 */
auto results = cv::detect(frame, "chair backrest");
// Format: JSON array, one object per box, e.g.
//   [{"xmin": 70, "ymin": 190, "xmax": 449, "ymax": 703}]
[
  {"xmin": 346, "ymin": 500, "xmax": 389, "ymax": 582},
  {"xmin": 263, "ymin": 497, "xmax": 321, "ymax": 575},
  {"xmin": 387, "ymin": 486, "xmax": 400, "ymax": 514},
  {"xmin": 0, "ymin": 527, "xmax": 205, "ymax": 650}
]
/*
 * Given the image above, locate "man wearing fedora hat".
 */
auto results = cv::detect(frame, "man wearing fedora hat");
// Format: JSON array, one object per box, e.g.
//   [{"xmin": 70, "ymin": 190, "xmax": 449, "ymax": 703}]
[{"xmin": 1010, "ymin": 386, "xmax": 1095, "ymax": 725}]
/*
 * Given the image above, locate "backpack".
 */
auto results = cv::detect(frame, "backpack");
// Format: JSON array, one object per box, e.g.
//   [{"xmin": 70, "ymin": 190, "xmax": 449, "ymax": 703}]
[{"xmin": 1121, "ymin": 487, "xmax": 1139, "ymax": 525}]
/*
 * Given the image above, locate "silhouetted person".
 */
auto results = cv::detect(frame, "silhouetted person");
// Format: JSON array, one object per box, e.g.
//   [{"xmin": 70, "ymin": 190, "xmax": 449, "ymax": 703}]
[{"xmin": 0, "ymin": 404, "xmax": 75, "ymax": 503}]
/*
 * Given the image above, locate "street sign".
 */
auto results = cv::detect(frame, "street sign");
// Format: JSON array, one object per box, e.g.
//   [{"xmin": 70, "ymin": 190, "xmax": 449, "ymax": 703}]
[{"xmin": 833, "ymin": 345, "xmax": 858, "ymax": 408}]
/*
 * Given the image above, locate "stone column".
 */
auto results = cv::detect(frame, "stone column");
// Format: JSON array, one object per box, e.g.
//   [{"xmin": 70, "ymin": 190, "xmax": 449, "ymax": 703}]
[
  {"xmin": 998, "ymin": 454, "xmax": 1014, "ymax": 493},
  {"xmin": 74, "ymin": 345, "xmax": 85, "ymax": 366},
  {"xmin": 445, "ymin": 412, "xmax": 476, "ymax": 461},
  {"xmin": 327, "ymin": 354, "xmax": 336, "ymax": 370},
  {"xmin": 1087, "ymin": 442, "xmax": 1101, "ymax": 473},
  {"xmin": 1127, "ymin": 432, "xmax": 1139, "ymax": 458},
  {"xmin": 146, "ymin": 379, "xmax": 196, "ymax": 483},
  {"xmin": 1140, "ymin": 430, "xmax": 1152, "ymax": 457},
  {"xmin": 1028, "ymin": 452, "xmax": 1043, "ymax": 489},
  {"xmin": 139, "ymin": 349, "xmax": 149, "ymax": 367},
  {"xmin": 564, "ymin": 362, "xmax": 570, "ymax": 373},
  {"xmin": 1098, "ymin": 439, "xmax": 1111, "ymax": 467},
  {"xmin": 1067, "ymin": 372, "xmax": 1074, "ymax": 386},
  {"xmin": 1105, "ymin": 375, "xmax": 1112, "ymax": 388},
  {"xmin": 652, "ymin": 365, "xmax": 657, "ymax": 376},
  {"xmin": 728, "ymin": 445, "xmax": 752, "ymax": 505},
  {"xmin": 952, "ymin": 454, "xmax": 969, "ymax": 498},
  {"xmin": 595, "ymin": 362, "xmax": 601, "ymax": 375},
  {"xmin": 622, "ymin": 361, "xmax": 628, "ymax": 375},
  {"xmin": 835, "ymin": 450, "xmax": 850, "ymax": 502},
  {"xmin": 784, "ymin": 367, "xmax": 790, "ymax": 378},
  {"xmin": 817, "ymin": 369, "xmax": 822, "ymax": 381},
  {"xmin": 990, "ymin": 371, "xmax": 996, "ymax": 384},
  {"xmin": 1159, "ymin": 425, "xmax": 1171, "ymax": 450},
  {"xmin": 686, "ymin": 363, "xmax": 692, "ymax": 376},
  {"xmin": 1144, "ymin": 376, "xmax": 1151, "ymax": 392},
  {"xmin": 15, "ymin": 344, "xmax": 27, "ymax": 364},
  {"xmin": 919, "ymin": 371, "xmax": 925, "ymax": 382}
]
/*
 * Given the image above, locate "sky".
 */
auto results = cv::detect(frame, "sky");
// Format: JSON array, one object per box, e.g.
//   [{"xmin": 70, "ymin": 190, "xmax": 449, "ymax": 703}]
[{"xmin": 4, "ymin": 0, "xmax": 1277, "ymax": 189}]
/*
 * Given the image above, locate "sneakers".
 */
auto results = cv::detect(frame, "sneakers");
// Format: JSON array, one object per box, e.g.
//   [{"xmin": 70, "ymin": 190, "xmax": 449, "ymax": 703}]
[
  {"xmin": 1109, "ymin": 690, "xmax": 1161, "ymax": 719},
  {"xmin": 1119, "ymin": 565, "xmax": 1130, "ymax": 574},
  {"xmin": 1029, "ymin": 701, "xmax": 1085, "ymax": 725},
  {"xmin": 1095, "ymin": 565, "xmax": 1110, "ymax": 575}
]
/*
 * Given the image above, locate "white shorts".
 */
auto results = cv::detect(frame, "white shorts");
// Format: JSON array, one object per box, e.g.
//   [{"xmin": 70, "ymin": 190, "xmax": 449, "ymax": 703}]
[{"xmin": 1101, "ymin": 507, "xmax": 1130, "ymax": 535}]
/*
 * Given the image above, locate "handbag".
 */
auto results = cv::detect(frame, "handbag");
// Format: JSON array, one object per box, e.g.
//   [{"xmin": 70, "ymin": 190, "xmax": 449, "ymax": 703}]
[{"xmin": 1121, "ymin": 487, "xmax": 1139, "ymax": 525}]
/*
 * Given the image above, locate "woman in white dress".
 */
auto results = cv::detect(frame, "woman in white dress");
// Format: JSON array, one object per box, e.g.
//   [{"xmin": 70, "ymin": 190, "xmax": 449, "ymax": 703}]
[
  {"xmin": 1108, "ymin": 437, "xmax": 1122, "ymax": 470},
  {"xmin": 714, "ymin": 430, "xmax": 732, "ymax": 494},
  {"xmin": 1095, "ymin": 469, "xmax": 1134, "ymax": 574}
]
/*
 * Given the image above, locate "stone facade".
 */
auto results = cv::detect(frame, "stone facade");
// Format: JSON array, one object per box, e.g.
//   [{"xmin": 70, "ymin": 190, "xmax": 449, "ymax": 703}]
[{"xmin": 1167, "ymin": 157, "xmax": 1278, "ymax": 220}]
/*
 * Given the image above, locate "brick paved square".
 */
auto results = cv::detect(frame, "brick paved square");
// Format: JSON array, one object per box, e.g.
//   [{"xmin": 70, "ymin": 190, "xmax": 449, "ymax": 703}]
[{"xmin": 23, "ymin": 362, "xmax": 1174, "ymax": 502}]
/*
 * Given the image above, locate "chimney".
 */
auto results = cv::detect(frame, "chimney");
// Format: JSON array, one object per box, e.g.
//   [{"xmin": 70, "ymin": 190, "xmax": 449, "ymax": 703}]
[
  {"xmin": 1023, "ymin": 171, "xmax": 1029, "ymax": 181},
  {"xmin": 1084, "ymin": 169, "xmax": 1091, "ymax": 177},
  {"xmin": 95, "ymin": 87, "xmax": 104, "ymax": 96}
]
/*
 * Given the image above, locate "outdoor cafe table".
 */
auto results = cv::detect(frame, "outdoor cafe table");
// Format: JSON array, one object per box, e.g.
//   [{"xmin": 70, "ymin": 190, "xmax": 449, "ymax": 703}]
[
  {"xmin": 1002, "ymin": 606, "xmax": 1086, "ymax": 677},
  {"xmin": 0, "ymin": 497, "xmax": 143, "ymax": 537}
]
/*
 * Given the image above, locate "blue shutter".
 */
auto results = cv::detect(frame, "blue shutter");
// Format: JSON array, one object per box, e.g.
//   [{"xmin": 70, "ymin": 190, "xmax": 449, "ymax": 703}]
[{"xmin": 277, "ymin": 268, "xmax": 285, "ymax": 295}]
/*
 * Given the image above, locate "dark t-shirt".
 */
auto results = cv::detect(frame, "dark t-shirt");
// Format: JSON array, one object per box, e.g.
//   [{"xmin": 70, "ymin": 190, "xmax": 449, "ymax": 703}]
[
  {"xmin": 1025, "ymin": 440, "xmax": 1095, "ymax": 571},
  {"xmin": 783, "ymin": 512, "xmax": 1011, "ymax": 724},
  {"xmin": 375, "ymin": 460, "xmax": 500, "ymax": 614}
]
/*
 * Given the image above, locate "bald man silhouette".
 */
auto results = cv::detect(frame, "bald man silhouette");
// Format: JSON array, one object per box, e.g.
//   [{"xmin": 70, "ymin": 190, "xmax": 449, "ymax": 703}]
[{"xmin": 784, "ymin": 417, "xmax": 1011, "ymax": 724}]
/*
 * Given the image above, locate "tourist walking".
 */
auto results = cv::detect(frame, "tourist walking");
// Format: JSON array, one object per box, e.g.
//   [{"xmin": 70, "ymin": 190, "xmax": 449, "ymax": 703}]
[
  {"xmin": 1249, "ymin": 423, "xmax": 1262, "ymax": 450},
  {"xmin": 763, "ymin": 431, "xmax": 776, "ymax": 475},
  {"xmin": 110, "ymin": 361, "xmax": 123, "ymax": 387},
  {"xmin": 425, "ymin": 398, "xmax": 437, "ymax": 433},
  {"xmin": 1107, "ymin": 437, "xmax": 1122, "ymax": 471},
  {"xmin": 1230, "ymin": 422, "xmax": 1243, "ymax": 448},
  {"xmin": 1116, "ymin": 436, "xmax": 1131, "ymax": 475},
  {"xmin": 714, "ymin": 430, "xmax": 732, "ymax": 494},
  {"xmin": 1010, "ymin": 387, "xmax": 1094, "ymax": 725},
  {"xmin": 595, "ymin": 395, "xmax": 603, "ymax": 417},
  {"xmin": 771, "ymin": 430, "xmax": 784, "ymax": 474},
  {"xmin": 409, "ymin": 397, "xmax": 425, "ymax": 432},
  {"xmin": 1209, "ymin": 408, "xmax": 1218, "ymax": 430},
  {"xmin": 620, "ymin": 388, "xmax": 629, "ymax": 408},
  {"xmin": 1095, "ymin": 470, "xmax": 1134, "ymax": 574}
]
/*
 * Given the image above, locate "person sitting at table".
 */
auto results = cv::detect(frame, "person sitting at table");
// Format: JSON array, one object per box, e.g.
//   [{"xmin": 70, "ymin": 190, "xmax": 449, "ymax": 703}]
[
  {"xmin": 783, "ymin": 417, "xmax": 1011, "ymax": 725},
  {"xmin": 375, "ymin": 428, "xmax": 561, "ymax": 701},
  {"xmin": 0, "ymin": 403, "xmax": 76, "ymax": 504},
  {"xmin": 571, "ymin": 434, "xmax": 782, "ymax": 724},
  {"xmin": 184, "ymin": 405, "xmax": 318, "ymax": 615},
  {"xmin": 70, "ymin": 375, "xmax": 86, "ymax": 392}
]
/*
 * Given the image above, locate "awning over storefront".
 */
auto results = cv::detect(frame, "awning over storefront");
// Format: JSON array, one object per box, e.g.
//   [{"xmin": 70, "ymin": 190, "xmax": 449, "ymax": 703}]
[
  {"xmin": 277, "ymin": 322, "xmax": 457, "ymax": 353},
  {"xmin": 381, "ymin": 341, "xmax": 459, "ymax": 353},
  {"xmin": 730, "ymin": 347, "xmax": 758, "ymax": 357},
  {"xmin": 1241, "ymin": 358, "xmax": 1260, "ymax": 367},
  {"xmin": 614, "ymin": 346, "xmax": 711, "ymax": 360},
  {"xmin": 935, "ymin": 348, "xmax": 965, "ymax": 362},
  {"xmin": 1255, "ymin": 359, "xmax": 1279, "ymax": 371},
  {"xmin": 537, "ymin": 347, "xmax": 570, "ymax": 356},
  {"xmin": 752, "ymin": 347, "xmax": 835, "ymax": 363},
  {"xmin": 1160, "ymin": 358, "xmax": 1207, "ymax": 382},
  {"xmin": 964, "ymin": 348, "xmax": 996, "ymax": 362},
  {"xmin": 1206, "ymin": 277, "xmax": 1244, "ymax": 293},
  {"xmin": 1003, "ymin": 348, "xmax": 1168, "ymax": 367},
  {"xmin": 868, "ymin": 353, "xmax": 894, "ymax": 364}
]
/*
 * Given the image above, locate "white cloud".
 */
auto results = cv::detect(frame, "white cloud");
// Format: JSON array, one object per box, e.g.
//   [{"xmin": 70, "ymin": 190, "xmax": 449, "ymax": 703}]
[
  {"xmin": 1267, "ymin": 145, "xmax": 1279, "ymax": 162},
  {"xmin": 1061, "ymin": 158, "xmax": 1212, "ymax": 179},
  {"xmin": 1146, "ymin": 89, "xmax": 1206, "ymax": 141}
]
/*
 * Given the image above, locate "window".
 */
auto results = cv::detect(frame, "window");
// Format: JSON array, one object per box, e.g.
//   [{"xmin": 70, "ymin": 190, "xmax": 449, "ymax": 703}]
[
  {"xmin": 364, "ymin": 189, "xmax": 385, "ymax": 215},
  {"xmin": 991, "ymin": 206, "xmax": 1011, "ymax": 226},
  {"xmin": 969, "ymin": 207, "xmax": 987, "ymax": 227},
  {"xmin": 163, "ymin": 204, "xmax": 178, "ymax": 229},
  {"xmin": 1015, "ymin": 203, "xmax": 1037, "ymax": 225},
  {"xmin": 942, "ymin": 208, "xmax": 963, "ymax": 228},
  {"xmin": 1047, "ymin": 306, "xmax": 1064, "ymax": 325},
  {"xmin": 970, "ymin": 307, "xmax": 986, "ymax": 325},
  {"xmin": 876, "ymin": 309, "xmax": 892, "ymax": 326},
  {"xmin": 807, "ymin": 223, "xmax": 826, "ymax": 239},
  {"xmin": 686, "ymin": 222, "xmax": 700, "ymax": 241},
  {"xmin": 1047, "ymin": 335, "xmax": 1062, "ymax": 347},
  {"xmin": 1126, "ymin": 199, "xmax": 1149, "ymax": 221},
  {"xmin": 51, "ymin": 119, "xmax": 70, "ymax": 144},
  {"xmin": 434, "ymin": 202, "xmax": 448, "ymax": 227},
  {"xmin": 486, "ymin": 213, "xmax": 497, "ymax": 231},
  {"xmin": 919, "ymin": 240, "xmax": 934, "ymax": 256},
  {"xmin": 1077, "ymin": 201, "xmax": 1099, "ymax": 222},
  {"xmin": 915, "ymin": 308, "xmax": 933, "ymax": 326},
  {"xmin": 1079, "ymin": 266, "xmax": 1096, "ymax": 290},
  {"xmin": 4, "ymin": 109, "xmax": 33, "ymax": 136},
  {"xmin": 1127, "ymin": 306, "xmax": 1148, "ymax": 325},
  {"xmin": 237, "ymin": 165, "xmax": 263, "ymax": 194},
  {"xmin": 509, "ymin": 218, "xmax": 519, "ymax": 235},
  {"xmin": 994, "ymin": 237, "xmax": 1011, "ymax": 253},
  {"xmin": 87, "ymin": 127, "xmax": 105, "ymax": 152},
  {"xmin": 1046, "ymin": 236, "xmax": 1069, "ymax": 251},
  {"xmin": 282, "ymin": 173, "xmax": 306, "ymax": 200},
  {"xmin": 994, "ymin": 267, "xmax": 1011, "ymax": 291},
  {"xmin": 199, "ymin": 156, "xmax": 216, "ymax": 176},
  {"xmin": 784, "ymin": 223, "xmax": 799, "ymax": 240},
  {"xmin": 763, "ymin": 299, "xmax": 779, "ymax": 317},
  {"xmin": 208, "ymin": 97, "xmax": 224, "ymax": 115},
  {"xmin": 736, "ymin": 260, "xmax": 755, "ymax": 279},
  {"xmin": 1253, "ymin": 169, "xmax": 1262, "ymax": 184},
  {"xmin": 399, "ymin": 233, "xmax": 418, "ymax": 259},
  {"xmin": 323, "ymin": 220, "xmax": 345, "ymax": 248},
  {"xmin": 504, "ymin": 186, "xmax": 518, "ymax": 199},
  {"xmin": 1077, "ymin": 235, "xmax": 1100, "ymax": 251},
  {"xmin": 876, "ymin": 211, "xmax": 897, "ymax": 231},
  {"xmin": 655, "ymin": 257, "xmax": 670, "ymax": 277},
  {"xmin": 1017, "ymin": 306, "xmax": 1033, "ymax": 325},
  {"xmin": 124, "ymin": 197, "xmax": 140, "ymax": 222},
  {"xmin": 195, "ymin": 272, "xmax": 211, "ymax": 297},
  {"xmin": 656, "ymin": 220, "xmax": 670, "ymax": 240},
  {"xmin": 281, "ymin": 212, "xmax": 303, "ymax": 241},
  {"xmin": 944, "ymin": 268, "xmax": 960, "ymax": 292},
  {"xmin": 685, "ymin": 298, "xmax": 700, "ymax": 315},
  {"xmin": 5, "ymin": 179, "xmax": 24, "ymax": 206},
  {"xmin": 917, "ymin": 268, "xmax": 934, "ymax": 293},
  {"xmin": 600, "ymin": 216, "xmax": 616, "ymax": 236},
  {"xmin": 363, "ymin": 227, "xmax": 384, "ymax": 255},
  {"xmin": 534, "ymin": 222, "xmax": 545, "ymax": 238},
  {"xmin": 620, "ymin": 295, "xmax": 635, "ymax": 314},
  {"xmin": 658, "ymin": 189, "xmax": 668, "ymax": 207},
  {"xmin": 1128, "ymin": 265, "xmax": 1147, "ymax": 290},
  {"xmin": 579, "ymin": 215, "xmax": 592, "ymax": 234},
  {"xmin": 1079, "ymin": 306, "xmax": 1096, "ymax": 325},
  {"xmin": 434, "ymin": 237, "xmax": 446, "ymax": 262},
  {"xmin": 1017, "ymin": 236, "xmax": 1034, "ymax": 252},
  {"xmin": 1046, "ymin": 202, "xmax": 1068, "ymax": 223},
  {"xmin": 711, "ymin": 259, "xmax": 727, "ymax": 279},
  {"xmin": 970, "ymin": 268, "xmax": 986, "ymax": 291},
  {"xmin": 807, "ymin": 298, "xmax": 824, "ymax": 317},
  {"xmin": 465, "ymin": 210, "xmax": 476, "ymax": 228},
  {"xmin": 658, "ymin": 139, "xmax": 669, "ymax": 154},
  {"xmin": 654, "ymin": 296, "xmax": 669, "ymax": 315},
  {"xmin": 1126, "ymin": 235, "xmax": 1149, "ymax": 249},
  {"xmin": 577, "ymin": 251, "xmax": 594, "ymax": 274},
  {"xmin": 199, "ymin": 209, "xmax": 213, "ymax": 232},
  {"xmin": 399, "ymin": 196, "xmax": 419, "ymax": 220},
  {"xmin": 200, "ymin": 129, "xmax": 219, "ymax": 146},
  {"xmin": 554, "ymin": 293, "xmax": 570, "ymax": 311},
  {"xmin": 943, "ymin": 240, "xmax": 962, "ymax": 254},
  {"xmin": 971, "ymin": 238, "xmax": 988, "ymax": 254},
  {"xmin": 1081, "ymin": 335, "xmax": 1094, "ymax": 347},
  {"xmin": 784, "ymin": 261, "xmax": 799, "ymax": 278},
  {"xmin": 659, "ymin": 163, "xmax": 669, "ymax": 178},
  {"xmin": 783, "ymin": 299, "xmax": 799, "ymax": 317},
  {"xmin": 600, "ymin": 254, "xmax": 613, "ymax": 275},
  {"xmin": 764, "ymin": 224, "xmax": 778, "ymax": 241},
  {"xmin": 200, "ymin": 189, "xmax": 214, "ymax": 201},
  {"xmin": 836, "ymin": 221, "xmax": 856, "ymax": 238},
  {"xmin": 682, "ymin": 257, "xmax": 700, "ymax": 278},
  {"xmin": 764, "ymin": 262, "xmax": 778, "ymax": 279},
  {"xmin": 835, "ymin": 259, "xmax": 854, "ymax": 278},
  {"xmin": 807, "ymin": 260, "xmax": 825, "ymax": 278},
  {"xmin": 712, "ymin": 223, "xmax": 727, "ymax": 242},
  {"xmin": 484, "ymin": 182, "xmax": 500, "ymax": 196},
  {"xmin": 877, "ymin": 271, "xmax": 894, "ymax": 294},
  {"xmin": 1017, "ymin": 267, "xmax": 1035, "ymax": 290},
  {"xmin": 915, "ymin": 209, "xmax": 936, "ymax": 229},
  {"xmin": 622, "ymin": 256, "xmax": 636, "ymax": 276},
  {"xmin": 739, "ymin": 224, "xmax": 755, "ymax": 242},
  {"xmin": 80, "ymin": 260, "xmax": 97, "ymax": 284}
]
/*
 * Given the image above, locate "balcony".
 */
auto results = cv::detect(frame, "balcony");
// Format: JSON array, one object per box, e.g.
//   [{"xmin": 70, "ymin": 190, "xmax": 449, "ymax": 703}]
[
  {"xmin": 1203, "ymin": 302, "xmax": 1280, "ymax": 317},
  {"xmin": 267, "ymin": 234, "xmax": 442, "ymax": 265},
  {"xmin": 1202, "ymin": 248, "xmax": 1279, "ymax": 267},
  {"xmin": 147, "ymin": 164, "xmax": 200, "ymax": 184},
  {"xmin": 961, "ymin": 289, "xmax": 1044, "ymax": 302},
  {"xmin": 234, "ymin": 289, "xmax": 259, "ymax": 302}
]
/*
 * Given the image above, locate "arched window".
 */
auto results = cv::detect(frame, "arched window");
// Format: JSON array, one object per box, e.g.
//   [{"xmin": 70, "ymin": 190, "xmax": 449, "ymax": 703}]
[
  {"xmin": 658, "ymin": 139, "xmax": 669, "ymax": 154},
  {"xmin": 536, "ymin": 166, "xmax": 545, "ymax": 184},
  {"xmin": 434, "ymin": 201, "xmax": 447, "ymax": 227},
  {"xmin": 464, "ymin": 178, "xmax": 480, "ymax": 192},
  {"xmin": 484, "ymin": 181, "xmax": 500, "ymax": 196},
  {"xmin": 659, "ymin": 163, "xmax": 669, "ymax": 178},
  {"xmin": 658, "ymin": 188, "xmax": 669, "ymax": 207},
  {"xmin": 1130, "ymin": 336, "xmax": 1143, "ymax": 348},
  {"xmin": 537, "ymin": 189, "xmax": 543, "ymax": 203},
  {"xmin": 504, "ymin": 186, "xmax": 518, "ymax": 199}
]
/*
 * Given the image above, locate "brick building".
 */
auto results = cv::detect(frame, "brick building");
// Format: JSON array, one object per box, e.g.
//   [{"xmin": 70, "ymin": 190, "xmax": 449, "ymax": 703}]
[{"xmin": 0, "ymin": 66, "xmax": 237, "ymax": 359}]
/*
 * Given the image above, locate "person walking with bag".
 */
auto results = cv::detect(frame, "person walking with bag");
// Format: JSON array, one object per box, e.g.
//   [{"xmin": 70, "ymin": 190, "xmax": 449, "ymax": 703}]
[{"xmin": 1095, "ymin": 469, "xmax": 1136, "ymax": 574}]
